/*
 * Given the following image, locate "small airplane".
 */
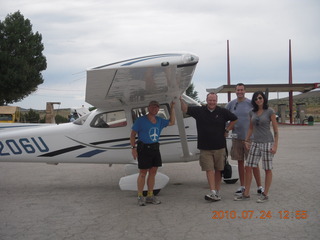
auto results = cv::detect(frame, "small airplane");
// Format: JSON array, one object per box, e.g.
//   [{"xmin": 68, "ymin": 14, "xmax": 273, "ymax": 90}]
[{"xmin": 0, "ymin": 53, "xmax": 238, "ymax": 194}]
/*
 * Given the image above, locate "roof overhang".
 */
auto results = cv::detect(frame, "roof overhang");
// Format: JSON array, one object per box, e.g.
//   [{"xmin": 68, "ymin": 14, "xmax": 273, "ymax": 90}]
[
  {"xmin": 0, "ymin": 106, "xmax": 19, "ymax": 114},
  {"xmin": 207, "ymin": 83, "xmax": 320, "ymax": 94}
]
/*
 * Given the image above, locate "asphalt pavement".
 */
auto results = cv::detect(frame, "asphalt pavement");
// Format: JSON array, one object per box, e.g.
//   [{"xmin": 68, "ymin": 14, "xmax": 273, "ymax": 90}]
[{"xmin": 0, "ymin": 124, "xmax": 319, "ymax": 240}]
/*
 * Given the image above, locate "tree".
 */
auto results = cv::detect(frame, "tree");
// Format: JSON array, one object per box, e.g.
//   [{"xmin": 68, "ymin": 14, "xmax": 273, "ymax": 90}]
[
  {"xmin": 55, "ymin": 114, "xmax": 68, "ymax": 124},
  {"xmin": 0, "ymin": 11, "xmax": 47, "ymax": 106},
  {"xmin": 22, "ymin": 108, "xmax": 40, "ymax": 123},
  {"xmin": 186, "ymin": 83, "xmax": 199, "ymax": 101}
]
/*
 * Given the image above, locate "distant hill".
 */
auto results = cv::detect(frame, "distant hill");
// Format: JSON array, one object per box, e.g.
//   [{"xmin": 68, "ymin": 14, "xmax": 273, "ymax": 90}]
[
  {"xmin": 269, "ymin": 90, "xmax": 320, "ymax": 105},
  {"xmin": 268, "ymin": 90, "xmax": 320, "ymax": 121},
  {"xmin": 219, "ymin": 90, "xmax": 320, "ymax": 121}
]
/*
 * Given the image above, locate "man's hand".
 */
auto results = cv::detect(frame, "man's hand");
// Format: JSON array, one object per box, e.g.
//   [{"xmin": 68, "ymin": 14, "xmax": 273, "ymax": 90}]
[{"xmin": 132, "ymin": 148, "xmax": 137, "ymax": 160}]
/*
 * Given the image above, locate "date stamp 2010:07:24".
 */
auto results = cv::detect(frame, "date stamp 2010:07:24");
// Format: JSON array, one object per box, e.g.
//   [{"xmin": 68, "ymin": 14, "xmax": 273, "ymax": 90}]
[{"xmin": 211, "ymin": 210, "xmax": 309, "ymax": 220}]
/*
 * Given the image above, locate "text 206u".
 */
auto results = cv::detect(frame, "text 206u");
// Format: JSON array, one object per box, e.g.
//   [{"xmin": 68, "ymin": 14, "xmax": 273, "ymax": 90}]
[{"xmin": 0, "ymin": 137, "xmax": 49, "ymax": 156}]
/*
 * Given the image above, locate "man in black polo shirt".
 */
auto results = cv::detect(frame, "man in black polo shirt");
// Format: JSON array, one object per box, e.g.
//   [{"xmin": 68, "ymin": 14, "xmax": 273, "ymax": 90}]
[{"xmin": 180, "ymin": 92, "xmax": 237, "ymax": 201}]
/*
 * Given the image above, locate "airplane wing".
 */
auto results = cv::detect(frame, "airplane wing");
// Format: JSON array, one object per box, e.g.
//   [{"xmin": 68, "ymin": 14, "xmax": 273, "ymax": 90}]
[{"xmin": 85, "ymin": 53, "xmax": 199, "ymax": 109}]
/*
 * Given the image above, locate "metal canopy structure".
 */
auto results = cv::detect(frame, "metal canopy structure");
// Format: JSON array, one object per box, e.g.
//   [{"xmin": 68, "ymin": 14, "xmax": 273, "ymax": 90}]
[
  {"xmin": 208, "ymin": 39, "xmax": 319, "ymax": 124},
  {"xmin": 206, "ymin": 83, "xmax": 320, "ymax": 94}
]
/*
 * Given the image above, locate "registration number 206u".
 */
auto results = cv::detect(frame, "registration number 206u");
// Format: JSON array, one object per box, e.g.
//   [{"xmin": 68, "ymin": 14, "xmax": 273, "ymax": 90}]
[{"xmin": 0, "ymin": 137, "xmax": 49, "ymax": 156}]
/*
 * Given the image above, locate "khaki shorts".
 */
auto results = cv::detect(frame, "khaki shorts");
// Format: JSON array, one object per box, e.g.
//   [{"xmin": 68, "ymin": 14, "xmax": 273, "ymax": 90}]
[
  {"xmin": 230, "ymin": 138, "xmax": 248, "ymax": 161},
  {"xmin": 199, "ymin": 148, "xmax": 225, "ymax": 171}
]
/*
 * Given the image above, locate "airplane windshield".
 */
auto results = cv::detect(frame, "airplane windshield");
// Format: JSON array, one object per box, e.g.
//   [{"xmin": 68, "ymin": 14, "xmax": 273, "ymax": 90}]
[
  {"xmin": 90, "ymin": 110, "xmax": 127, "ymax": 128},
  {"xmin": 73, "ymin": 113, "xmax": 89, "ymax": 125},
  {"xmin": 181, "ymin": 94, "xmax": 201, "ymax": 118},
  {"xmin": 131, "ymin": 104, "xmax": 170, "ymax": 123},
  {"xmin": 182, "ymin": 94, "xmax": 200, "ymax": 107}
]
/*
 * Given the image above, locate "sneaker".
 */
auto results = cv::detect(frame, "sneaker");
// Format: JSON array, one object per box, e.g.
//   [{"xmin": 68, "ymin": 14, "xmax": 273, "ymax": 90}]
[
  {"xmin": 205, "ymin": 193, "xmax": 221, "ymax": 202},
  {"xmin": 146, "ymin": 195, "xmax": 161, "ymax": 204},
  {"xmin": 234, "ymin": 195, "xmax": 250, "ymax": 201},
  {"xmin": 216, "ymin": 190, "xmax": 221, "ymax": 199},
  {"xmin": 256, "ymin": 193, "xmax": 269, "ymax": 203},
  {"xmin": 234, "ymin": 187, "xmax": 245, "ymax": 196},
  {"xmin": 138, "ymin": 196, "xmax": 146, "ymax": 206},
  {"xmin": 257, "ymin": 186, "xmax": 264, "ymax": 194}
]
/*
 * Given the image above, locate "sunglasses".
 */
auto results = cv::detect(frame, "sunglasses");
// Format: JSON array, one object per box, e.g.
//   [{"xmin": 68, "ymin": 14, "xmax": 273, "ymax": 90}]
[
  {"xmin": 256, "ymin": 117, "xmax": 260, "ymax": 126},
  {"xmin": 254, "ymin": 96, "xmax": 263, "ymax": 101},
  {"xmin": 234, "ymin": 102, "xmax": 238, "ymax": 111}
]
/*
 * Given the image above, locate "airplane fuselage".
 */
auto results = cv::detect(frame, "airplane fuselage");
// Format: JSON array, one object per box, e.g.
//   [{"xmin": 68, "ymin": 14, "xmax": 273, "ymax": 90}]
[{"xmin": 0, "ymin": 109, "xmax": 199, "ymax": 164}]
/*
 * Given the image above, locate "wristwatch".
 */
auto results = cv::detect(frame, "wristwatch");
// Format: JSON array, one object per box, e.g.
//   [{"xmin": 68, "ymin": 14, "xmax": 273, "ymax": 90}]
[
  {"xmin": 131, "ymin": 146, "xmax": 136, "ymax": 149},
  {"xmin": 225, "ymin": 129, "xmax": 229, "ymax": 133}
]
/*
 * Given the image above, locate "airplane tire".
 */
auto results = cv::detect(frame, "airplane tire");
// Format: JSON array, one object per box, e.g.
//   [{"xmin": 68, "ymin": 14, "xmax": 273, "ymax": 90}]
[
  {"xmin": 224, "ymin": 179, "xmax": 238, "ymax": 184},
  {"xmin": 143, "ymin": 189, "xmax": 161, "ymax": 196},
  {"xmin": 153, "ymin": 189, "xmax": 160, "ymax": 195}
]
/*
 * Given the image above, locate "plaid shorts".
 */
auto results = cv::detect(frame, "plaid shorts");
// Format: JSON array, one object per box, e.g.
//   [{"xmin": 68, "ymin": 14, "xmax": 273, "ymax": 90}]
[{"xmin": 245, "ymin": 142, "xmax": 274, "ymax": 170}]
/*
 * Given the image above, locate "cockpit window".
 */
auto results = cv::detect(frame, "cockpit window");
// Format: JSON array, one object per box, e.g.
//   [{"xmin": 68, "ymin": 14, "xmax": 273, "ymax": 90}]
[
  {"xmin": 73, "ymin": 113, "xmax": 89, "ymax": 125},
  {"xmin": 131, "ymin": 104, "xmax": 170, "ymax": 123},
  {"xmin": 90, "ymin": 110, "xmax": 127, "ymax": 128}
]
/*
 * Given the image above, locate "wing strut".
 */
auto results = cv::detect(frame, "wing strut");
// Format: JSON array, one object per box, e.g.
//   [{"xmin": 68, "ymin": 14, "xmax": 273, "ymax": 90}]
[{"xmin": 175, "ymin": 103, "xmax": 192, "ymax": 159}]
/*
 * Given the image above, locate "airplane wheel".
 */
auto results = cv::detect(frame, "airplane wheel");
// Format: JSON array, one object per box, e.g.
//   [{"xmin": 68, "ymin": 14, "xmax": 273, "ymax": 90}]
[
  {"xmin": 143, "ymin": 189, "xmax": 161, "ymax": 196},
  {"xmin": 153, "ymin": 189, "xmax": 160, "ymax": 196},
  {"xmin": 224, "ymin": 179, "xmax": 238, "ymax": 184}
]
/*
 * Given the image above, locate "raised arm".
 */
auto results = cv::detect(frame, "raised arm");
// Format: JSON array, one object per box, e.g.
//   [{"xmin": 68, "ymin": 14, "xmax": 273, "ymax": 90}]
[
  {"xmin": 168, "ymin": 101, "xmax": 176, "ymax": 126},
  {"xmin": 179, "ymin": 96, "xmax": 188, "ymax": 113}
]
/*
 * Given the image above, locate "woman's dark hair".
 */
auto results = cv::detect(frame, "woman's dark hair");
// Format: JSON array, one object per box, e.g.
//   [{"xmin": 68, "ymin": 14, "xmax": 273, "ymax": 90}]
[{"xmin": 251, "ymin": 91, "xmax": 268, "ymax": 112}]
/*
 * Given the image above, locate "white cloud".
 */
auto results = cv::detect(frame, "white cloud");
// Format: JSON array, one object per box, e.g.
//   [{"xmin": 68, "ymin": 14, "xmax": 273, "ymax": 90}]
[{"xmin": 1, "ymin": 0, "xmax": 319, "ymax": 108}]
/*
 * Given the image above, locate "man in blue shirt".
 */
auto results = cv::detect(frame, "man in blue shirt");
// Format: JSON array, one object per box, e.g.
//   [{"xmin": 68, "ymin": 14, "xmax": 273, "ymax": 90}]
[{"xmin": 130, "ymin": 100, "xmax": 175, "ymax": 206}]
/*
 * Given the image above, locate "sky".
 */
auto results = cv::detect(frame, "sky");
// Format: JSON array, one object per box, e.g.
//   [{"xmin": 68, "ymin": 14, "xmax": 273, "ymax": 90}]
[{"xmin": 1, "ymin": 0, "xmax": 320, "ymax": 110}]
